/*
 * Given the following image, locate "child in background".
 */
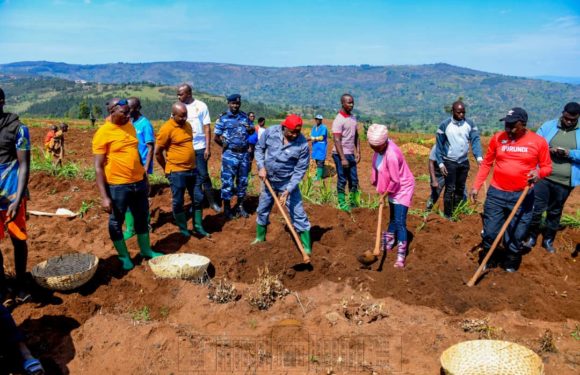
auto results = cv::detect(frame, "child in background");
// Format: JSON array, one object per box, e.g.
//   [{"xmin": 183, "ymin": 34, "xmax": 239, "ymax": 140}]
[
  {"xmin": 43, "ymin": 125, "xmax": 57, "ymax": 153},
  {"xmin": 367, "ymin": 124, "xmax": 415, "ymax": 268}
]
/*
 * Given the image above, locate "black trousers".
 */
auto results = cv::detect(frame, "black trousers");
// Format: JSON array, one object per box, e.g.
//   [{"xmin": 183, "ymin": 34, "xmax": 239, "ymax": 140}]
[
  {"xmin": 443, "ymin": 159, "xmax": 470, "ymax": 217},
  {"xmin": 528, "ymin": 178, "xmax": 574, "ymax": 240}
]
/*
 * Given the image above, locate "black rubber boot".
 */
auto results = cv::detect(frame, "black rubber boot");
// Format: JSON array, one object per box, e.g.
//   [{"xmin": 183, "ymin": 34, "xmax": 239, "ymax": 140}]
[
  {"xmin": 502, "ymin": 251, "xmax": 522, "ymax": 273},
  {"xmin": 223, "ymin": 200, "xmax": 236, "ymax": 220},
  {"xmin": 205, "ymin": 189, "xmax": 222, "ymax": 214}
]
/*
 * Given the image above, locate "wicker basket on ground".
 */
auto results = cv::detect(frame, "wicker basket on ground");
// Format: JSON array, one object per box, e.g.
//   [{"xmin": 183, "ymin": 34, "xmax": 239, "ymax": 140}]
[
  {"xmin": 440, "ymin": 339, "xmax": 544, "ymax": 375},
  {"xmin": 148, "ymin": 253, "xmax": 210, "ymax": 280},
  {"xmin": 32, "ymin": 253, "xmax": 99, "ymax": 291}
]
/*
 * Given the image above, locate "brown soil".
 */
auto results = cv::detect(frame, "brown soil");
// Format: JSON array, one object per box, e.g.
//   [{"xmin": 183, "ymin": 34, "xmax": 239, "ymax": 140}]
[{"xmin": 2, "ymin": 126, "xmax": 578, "ymax": 374}]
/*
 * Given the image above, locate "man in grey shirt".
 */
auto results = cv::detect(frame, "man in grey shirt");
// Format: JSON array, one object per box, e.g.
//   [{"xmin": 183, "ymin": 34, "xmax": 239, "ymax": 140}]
[
  {"xmin": 253, "ymin": 114, "xmax": 312, "ymax": 255},
  {"xmin": 435, "ymin": 101, "xmax": 483, "ymax": 218}
]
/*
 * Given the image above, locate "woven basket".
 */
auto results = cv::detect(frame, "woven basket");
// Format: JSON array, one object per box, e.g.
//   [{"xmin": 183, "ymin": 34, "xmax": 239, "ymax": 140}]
[
  {"xmin": 148, "ymin": 253, "xmax": 210, "ymax": 280},
  {"xmin": 441, "ymin": 340, "xmax": 544, "ymax": 375},
  {"xmin": 32, "ymin": 253, "xmax": 99, "ymax": 291}
]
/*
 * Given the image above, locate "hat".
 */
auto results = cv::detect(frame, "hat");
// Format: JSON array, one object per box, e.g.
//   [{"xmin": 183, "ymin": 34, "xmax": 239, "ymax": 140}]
[
  {"xmin": 315, "ymin": 114, "xmax": 323, "ymax": 120},
  {"xmin": 281, "ymin": 114, "xmax": 303, "ymax": 130},
  {"xmin": 367, "ymin": 124, "xmax": 389, "ymax": 146},
  {"xmin": 564, "ymin": 102, "xmax": 580, "ymax": 116},
  {"xmin": 500, "ymin": 107, "xmax": 528, "ymax": 123},
  {"xmin": 227, "ymin": 94, "xmax": 241, "ymax": 102}
]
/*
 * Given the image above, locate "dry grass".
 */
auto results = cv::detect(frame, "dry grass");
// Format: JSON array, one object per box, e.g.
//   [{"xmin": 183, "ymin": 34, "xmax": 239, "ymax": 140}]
[
  {"xmin": 537, "ymin": 329, "xmax": 558, "ymax": 354},
  {"xmin": 461, "ymin": 318, "xmax": 503, "ymax": 339},
  {"xmin": 207, "ymin": 278, "xmax": 240, "ymax": 304},
  {"xmin": 246, "ymin": 267, "xmax": 290, "ymax": 310}
]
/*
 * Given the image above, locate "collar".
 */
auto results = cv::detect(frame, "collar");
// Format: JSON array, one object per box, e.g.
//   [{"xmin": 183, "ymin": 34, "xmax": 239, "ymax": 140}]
[
  {"xmin": 339, "ymin": 110, "xmax": 351, "ymax": 118},
  {"xmin": 558, "ymin": 118, "xmax": 578, "ymax": 132},
  {"xmin": 450, "ymin": 117, "xmax": 465, "ymax": 126}
]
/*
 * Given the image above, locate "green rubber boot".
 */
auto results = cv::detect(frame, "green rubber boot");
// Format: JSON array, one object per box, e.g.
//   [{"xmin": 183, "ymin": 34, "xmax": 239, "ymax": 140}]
[
  {"xmin": 299, "ymin": 230, "xmax": 312, "ymax": 255},
  {"xmin": 251, "ymin": 224, "xmax": 267, "ymax": 245},
  {"xmin": 112, "ymin": 240, "xmax": 134, "ymax": 270},
  {"xmin": 136, "ymin": 233, "xmax": 163, "ymax": 259},
  {"xmin": 314, "ymin": 167, "xmax": 324, "ymax": 181},
  {"xmin": 349, "ymin": 190, "xmax": 361, "ymax": 208},
  {"xmin": 174, "ymin": 212, "xmax": 191, "ymax": 236},
  {"xmin": 123, "ymin": 210, "xmax": 136, "ymax": 240},
  {"xmin": 337, "ymin": 192, "xmax": 351, "ymax": 212},
  {"xmin": 193, "ymin": 210, "xmax": 210, "ymax": 237}
]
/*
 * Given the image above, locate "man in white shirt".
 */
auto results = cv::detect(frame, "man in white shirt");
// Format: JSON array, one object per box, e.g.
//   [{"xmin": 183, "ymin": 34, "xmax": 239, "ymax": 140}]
[{"xmin": 177, "ymin": 84, "xmax": 222, "ymax": 213}]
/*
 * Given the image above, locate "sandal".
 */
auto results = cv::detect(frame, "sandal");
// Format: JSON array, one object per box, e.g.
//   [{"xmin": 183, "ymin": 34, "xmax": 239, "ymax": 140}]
[{"xmin": 23, "ymin": 357, "xmax": 45, "ymax": 375}]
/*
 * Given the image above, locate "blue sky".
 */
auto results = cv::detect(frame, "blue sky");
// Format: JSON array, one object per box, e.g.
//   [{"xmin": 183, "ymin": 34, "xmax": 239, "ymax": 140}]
[{"xmin": 0, "ymin": 0, "xmax": 578, "ymax": 77}]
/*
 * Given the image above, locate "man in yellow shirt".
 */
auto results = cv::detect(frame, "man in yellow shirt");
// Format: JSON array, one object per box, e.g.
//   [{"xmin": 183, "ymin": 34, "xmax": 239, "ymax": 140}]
[
  {"xmin": 92, "ymin": 98, "xmax": 163, "ymax": 270},
  {"xmin": 155, "ymin": 103, "xmax": 209, "ymax": 237}
]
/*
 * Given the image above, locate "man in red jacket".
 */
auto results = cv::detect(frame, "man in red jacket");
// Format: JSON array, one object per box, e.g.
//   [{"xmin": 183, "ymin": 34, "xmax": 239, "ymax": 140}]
[{"xmin": 470, "ymin": 108, "xmax": 552, "ymax": 272}]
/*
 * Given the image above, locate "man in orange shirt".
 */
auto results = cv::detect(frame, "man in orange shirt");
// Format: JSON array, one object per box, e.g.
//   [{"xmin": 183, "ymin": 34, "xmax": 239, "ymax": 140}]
[
  {"xmin": 155, "ymin": 103, "xmax": 209, "ymax": 237},
  {"xmin": 93, "ymin": 98, "xmax": 163, "ymax": 271}
]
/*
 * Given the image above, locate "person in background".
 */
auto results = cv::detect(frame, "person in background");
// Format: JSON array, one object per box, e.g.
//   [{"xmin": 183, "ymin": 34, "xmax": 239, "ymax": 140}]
[
  {"xmin": 0, "ymin": 87, "xmax": 32, "ymax": 306},
  {"xmin": 50, "ymin": 123, "xmax": 68, "ymax": 167},
  {"xmin": 367, "ymin": 124, "xmax": 415, "ymax": 268},
  {"xmin": 470, "ymin": 107, "xmax": 551, "ymax": 273},
  {"xmin": 155, "ymin": 102, "xmax": 209, "ymax": 237},
  {"xmin": 177, "ymin": 84, "xmax": 222, "ymax": 213},
  {"xmin": 247, "ymin": 111, "xmax": 258, "ymax": 164},
  {"xmin": 43, "ymin": 125, "xmax": 57, "ymax": 153},
  {"xmin": 123, "ymin": 97, "xmax": 155, "ymax": 240},
  {"xmin": 214, "ymin": 94, "xmax": 255, "ymax": 219},
  {"xmin": 256, "ymin": 117, "xmax": 267, "ymax": 140},
  {"xmin": 310, "ymin": 114, "xmax": 328, "ymax": 181},
  {"xmin": 426, "ymin": 144, "xmax": 467, "ymax": 211},
  {"xmin": 93, "ymin": 98, "xmax": 163, "ymax": 271},
  {"xmin": 523, "ymin": 101, "xmax": 580, "ymax": 253},
  {"xmin": 435, "ymin": 101, "xmax": 483, "ymax": 219},
  {"xmin": 253, "ymin": 114, "xmax": 312, "ymax": 254},
  {"xmin": 332, "ymin": 93, "xmax": 361, "ymax": 211}
]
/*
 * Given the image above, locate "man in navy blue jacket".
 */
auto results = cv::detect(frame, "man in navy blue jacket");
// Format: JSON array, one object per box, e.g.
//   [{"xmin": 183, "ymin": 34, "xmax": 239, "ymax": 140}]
[{"xmin": 436, "ymin": 101, "xmax": 483, "ymax": 219}]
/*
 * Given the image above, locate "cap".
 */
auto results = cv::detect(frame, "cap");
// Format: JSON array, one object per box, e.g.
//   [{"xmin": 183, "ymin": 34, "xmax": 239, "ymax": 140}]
[
  {"xmin": 227, "ymin": 94, "xmax": 241, "ymax": 102},
  {"xmin": 281, "ymin": 114, "xmax": 303, "ymax": 130},
  {"xmin": 315, "ymin": 114, "xmax": 323, "ymax": 120},
  {"xmin": 500, "ymin": 107, "xmax": 528, "ymax": 123}
]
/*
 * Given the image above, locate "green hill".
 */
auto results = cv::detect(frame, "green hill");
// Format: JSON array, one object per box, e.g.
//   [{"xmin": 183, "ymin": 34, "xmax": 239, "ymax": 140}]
[
  {"xmin": 1, "ymin": 61, "xmax": 579, "ymax": 130},
  {"xmin": 0, "ymin": 75, "xmax": 286, "ymax": 121}
]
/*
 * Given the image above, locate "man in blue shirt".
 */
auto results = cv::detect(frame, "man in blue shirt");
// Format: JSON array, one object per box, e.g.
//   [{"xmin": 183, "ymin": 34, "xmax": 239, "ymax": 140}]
[
  {"xmin": 310, "ymin": 114, "xmax": 328, "ymax": 181},
  {"xmin": 0, "ymin": 87, "xmax": 32, "ymax": 306},
  {"xmin": 214, "ymin": 94, "xmax": 255, "ymax": 220},
  {"xmin": 123, "ymin": 97, "xmax": 155, "ymax": 240},
  {"xmin": 252, "ymin": 114, "xmax": 312, "ymax": 254}
]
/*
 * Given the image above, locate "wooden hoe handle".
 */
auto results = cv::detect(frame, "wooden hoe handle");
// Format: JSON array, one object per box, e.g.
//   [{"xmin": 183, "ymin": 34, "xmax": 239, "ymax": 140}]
[
  {"xmin": 264, "ymin": 179, "xmax": 311, "ymax": 263},
  {"xmin": 467, "ymin": 185, "xmax": 530, "ymax": 287},
  {"xmin": 373, "ymin": 193, "xmax": 388, "ymax": 256}
]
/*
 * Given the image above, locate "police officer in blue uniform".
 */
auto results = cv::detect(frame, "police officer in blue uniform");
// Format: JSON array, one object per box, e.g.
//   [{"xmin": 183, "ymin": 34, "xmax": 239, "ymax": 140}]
[{"xmin": 214, "ymin": 94, "xmax": 255, "ymax": 220}]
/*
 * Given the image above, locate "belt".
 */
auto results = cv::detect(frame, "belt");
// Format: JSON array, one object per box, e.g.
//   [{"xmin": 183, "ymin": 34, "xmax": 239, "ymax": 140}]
[{"xmin": 227, "ymin": 146, "xmax": 248, "ymax": 153}]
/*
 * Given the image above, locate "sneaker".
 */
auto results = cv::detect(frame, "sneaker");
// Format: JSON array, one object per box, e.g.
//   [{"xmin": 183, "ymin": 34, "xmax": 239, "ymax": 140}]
[{"xmin": 542, "ymin": 239, "xmax": 556, "ymax": 254}]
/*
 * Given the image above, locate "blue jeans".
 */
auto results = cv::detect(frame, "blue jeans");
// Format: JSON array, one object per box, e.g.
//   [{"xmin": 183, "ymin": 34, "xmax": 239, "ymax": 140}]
[
  {"xmin": 195, "ymin": 148, "xmax": 213, "ymax": 194},
  {"xmin": 168, "ymin": 170, "xmax": 202, "ymax": 214},
  {"xmin": 483, "ymin": 186, "xmax": 534, "ymax": 254},
  {"xmin": 256, "ymin": 180, "xmax": 311, "ymax": 232},
  {"xmin": 107, "ymin": 179, "xmax": 149, "ymax": 241},
  {"xmin": 332, "ymin": 153, "xmax": 358, "ymax": 194},
  {"xmin": 387, "ymin": 202, "xmax": 408, "ymax": 242}
]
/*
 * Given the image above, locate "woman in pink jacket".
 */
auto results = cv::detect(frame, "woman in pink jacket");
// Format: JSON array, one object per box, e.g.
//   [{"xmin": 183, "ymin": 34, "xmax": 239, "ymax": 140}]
[{"xmin": 368, "ymin": 124, "xmax": 415, "ymax": 268}]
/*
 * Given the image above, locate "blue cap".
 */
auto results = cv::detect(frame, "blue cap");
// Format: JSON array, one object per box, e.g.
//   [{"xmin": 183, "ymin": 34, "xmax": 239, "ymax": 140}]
[
  {"xmin": 227, "ymin": 94, "xmax": 241, "ymax": 102},
  {"xmin": 315, "ymin": 114, "xmax": 323, "ymax": 120}
]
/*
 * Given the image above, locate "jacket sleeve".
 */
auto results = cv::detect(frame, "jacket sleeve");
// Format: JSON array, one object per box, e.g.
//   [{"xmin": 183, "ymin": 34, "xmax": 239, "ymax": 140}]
[
  {"xmin": 435, "ymin": 120, "xmax": 447, "ymax": 166},
  {"xmin": 468, "ymin": 120, "xmax": 483, "ymax": 161},
  {"xmin": 286, "ymin": 142, "xmax": 310, "ymax": 193},
  {"xmin": 255, "ymin": 128, "xmax": 267, "ymax": 170},
  {"xmin": 537, "ymin": 137, "xmax": 553, "ymax": 179},
  {"xmin": 472, "ymin": 134, "xmax": 497, "ymax": 190}
]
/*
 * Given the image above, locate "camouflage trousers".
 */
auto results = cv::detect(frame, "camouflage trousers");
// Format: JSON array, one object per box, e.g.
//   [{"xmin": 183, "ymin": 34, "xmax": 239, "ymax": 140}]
[{"xmin": 221, "ymin": 150, "xmax": 250, "ymax": 200}]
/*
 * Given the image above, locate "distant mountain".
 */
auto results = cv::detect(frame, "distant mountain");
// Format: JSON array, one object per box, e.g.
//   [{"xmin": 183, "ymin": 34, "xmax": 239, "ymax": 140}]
[
  {"xmin": 1, "ymin": 61, "xmax": 579, "ymax": 130},
  {"xmin": 533, "ymin": 76, "xmax": 580, "ymax": 85}
]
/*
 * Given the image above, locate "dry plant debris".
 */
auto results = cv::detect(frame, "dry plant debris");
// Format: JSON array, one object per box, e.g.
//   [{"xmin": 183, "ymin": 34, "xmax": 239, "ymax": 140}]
[
  {"xmin": 460, "ymin": 318, "xmax": 503, "ymax": 339},
  {"xmin": 246, "ymin": 267, "xmax": 290, "ymax": 310},
  {"xmin": 207, "ymin": 278, "xmax": 240, "ymax": 304}
]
